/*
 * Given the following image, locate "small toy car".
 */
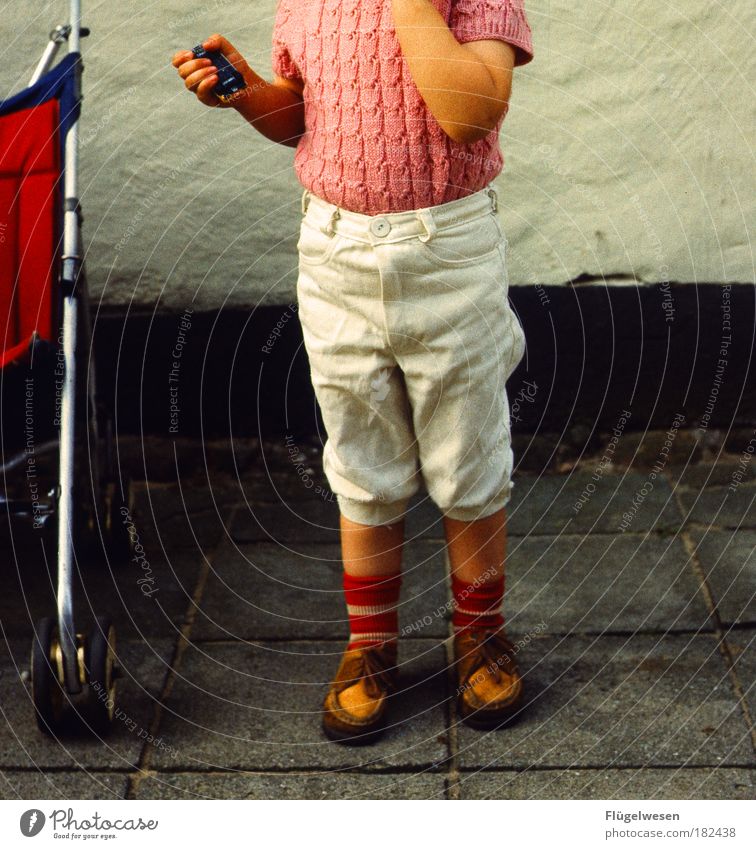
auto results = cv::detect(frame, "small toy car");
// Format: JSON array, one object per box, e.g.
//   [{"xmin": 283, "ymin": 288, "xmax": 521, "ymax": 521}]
[{"xmin": 192, "ymin": 44, "xmax": 247, "ymax": 103}]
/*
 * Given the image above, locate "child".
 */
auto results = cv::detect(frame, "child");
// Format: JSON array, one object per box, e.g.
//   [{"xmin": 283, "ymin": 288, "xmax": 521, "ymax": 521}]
[{"xmin": 173, "ymin": 0, "xmax": 533, "ymax": 744}]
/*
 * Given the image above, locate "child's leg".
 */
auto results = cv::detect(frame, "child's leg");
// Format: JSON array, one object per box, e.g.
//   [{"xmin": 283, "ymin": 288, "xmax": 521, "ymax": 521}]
[
  {"xmin": 339, "ymin": 513, "xmax": 404, "ymax": 649},
  {"xmin": 444, "ymin": 507, "xmax": 506, "ymax": 633},
  {"xmin": 322, "ymin": 514, "xmax": 404, "ymax": 743},
  {"xmin": 444, "ymin": 507, "xmax": 523, "ymax": 727},
  {"xmin": 340, "ymin": 514, "xmax": 404, "ymax": 577}
]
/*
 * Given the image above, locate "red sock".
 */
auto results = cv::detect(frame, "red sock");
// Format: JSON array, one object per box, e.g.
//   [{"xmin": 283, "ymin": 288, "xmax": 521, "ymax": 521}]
[
  {"xmin": 451, "ymin": 572, "xmax": 504, "ymax": 633},
  {"xmin": 343, "ymin": 571, "xmax": 401, "ymax": 649}
]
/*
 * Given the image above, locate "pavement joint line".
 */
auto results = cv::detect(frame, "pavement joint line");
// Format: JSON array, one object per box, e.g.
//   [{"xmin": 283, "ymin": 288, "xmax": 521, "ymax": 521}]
[
  {"xmin": 0, "ymin": 766, "xmax": 143, "ymax": 775},
  {"xmin": 175, "ymin": 627, "xmax": 725, "ymax": 647},
  {"xmin": 716, "ymin": 622, "xmax": 756, "ymax": 632},
  {"xmin": 121, "ymin": 765, "xmax": 452, "ymax": 777},
  {"xmin": 671, "ymin": 487, "xmax": 756, "ymax": 754},
  {"xmin": 3, "ymin": 762, "xmax": 752, "ymax": 777},
  {"xmin": 227, "ymin": 528, "xmax": 728, "ymax": 545},
  {"xmin": 229, "ymin": 535, "xmax": 340, "ymax": 543},
  {"xmin": 684, "ymin": 514, "xmax": 756, "ymax": 527},
  {"xmin": 183, "ymin": 634, "xmax": 446, "ymax": 646},
  {"xmin": 455, "ymin": 763, "xmax": 756, "ymax": 773},
  {"xmin": 126, "ymin": 506, "xmax": 241, "ymax": 800},
  {"xmin": 441, "ymin": 547, "xmax": 461, "ymax": 801}
]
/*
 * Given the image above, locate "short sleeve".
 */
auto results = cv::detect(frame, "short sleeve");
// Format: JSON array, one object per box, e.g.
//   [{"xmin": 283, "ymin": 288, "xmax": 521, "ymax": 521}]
[
  {"xmin": 271, "ymin": 0, "xmax": 303, "ymax": 81},
  {"xmin": 450, "ymin": 0, "xmax": 534, "ymax": 66}
]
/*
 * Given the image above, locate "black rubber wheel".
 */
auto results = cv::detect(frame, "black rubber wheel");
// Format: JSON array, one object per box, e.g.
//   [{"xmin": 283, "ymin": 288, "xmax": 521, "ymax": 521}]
[
  {"xmin": 86, "ymin": 616, "xmax": 117, "ymax": 735},
  {"xmin": 30, "ymin": 617, "xmax": 67, "ymax": 735}
]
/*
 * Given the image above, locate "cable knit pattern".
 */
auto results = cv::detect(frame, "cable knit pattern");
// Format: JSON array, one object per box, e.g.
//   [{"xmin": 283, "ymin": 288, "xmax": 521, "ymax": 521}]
[{"xmin": 271, "ymin": 0, "xmax": 534, "ymax": 214}]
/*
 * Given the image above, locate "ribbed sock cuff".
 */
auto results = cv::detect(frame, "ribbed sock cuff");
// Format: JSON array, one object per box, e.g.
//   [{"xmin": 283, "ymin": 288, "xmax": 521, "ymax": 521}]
[
  {"xmin": 344, "ymin": 571, "xmax": 402, "ymax": 648},
  {"xmin": 451, "ymin": 572, "xmax": 504, "ymax": 632}
]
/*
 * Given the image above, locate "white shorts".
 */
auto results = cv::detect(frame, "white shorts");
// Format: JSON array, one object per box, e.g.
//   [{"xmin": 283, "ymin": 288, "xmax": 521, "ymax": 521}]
[{"xmin": 295, "ymin": 183, "xmax": 526, "ymax": 526}]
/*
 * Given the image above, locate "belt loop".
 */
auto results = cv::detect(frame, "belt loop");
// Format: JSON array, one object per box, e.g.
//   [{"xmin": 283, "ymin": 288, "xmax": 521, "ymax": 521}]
[
  {"xmin": 301, "ymin": 189, "xmax": 311, "ymax": 215},
  {"xmin": 417, "ymin": 208, "xmax": 437, "ymax": 243},
  {"xmin": 487, "ymin": 185, "xmax": 498, "ymax": 213},
  {"xmin": 322, "ymin": 206, "xmax": 340, "ymax": 237}
]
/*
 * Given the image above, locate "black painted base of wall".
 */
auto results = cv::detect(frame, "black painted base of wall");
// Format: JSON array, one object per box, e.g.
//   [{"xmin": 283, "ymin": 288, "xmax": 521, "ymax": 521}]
[{"xmin": 91, "ymin": 283, "xmax": 755, "ymax": 440}]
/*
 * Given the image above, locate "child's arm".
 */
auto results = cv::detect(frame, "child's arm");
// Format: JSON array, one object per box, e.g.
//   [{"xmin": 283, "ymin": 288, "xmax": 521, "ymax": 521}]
[
  {"xmin": 391, "ymin": 0, "xmax": 517, "ymax": 145},
  {"xmin": 172, "ymin": 34, "xmax": 304, "ymax": 148}
]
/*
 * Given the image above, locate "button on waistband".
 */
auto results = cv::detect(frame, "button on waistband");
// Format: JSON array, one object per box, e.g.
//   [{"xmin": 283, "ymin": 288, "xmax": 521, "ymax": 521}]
[{"xmin": 370, "ymin": 218, "xmax": 391, "ymax": 237}]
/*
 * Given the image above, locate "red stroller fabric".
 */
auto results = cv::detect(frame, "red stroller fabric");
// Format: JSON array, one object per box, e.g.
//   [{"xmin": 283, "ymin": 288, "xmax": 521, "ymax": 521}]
[{"xmin": 0, "ymin": 98, "xmax": 60, "ymax": 368}]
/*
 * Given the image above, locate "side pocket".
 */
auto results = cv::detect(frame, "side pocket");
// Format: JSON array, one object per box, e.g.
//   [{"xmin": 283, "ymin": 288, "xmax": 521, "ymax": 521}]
[
  {"xmin": 496, "ymin": 240, "xmax": 511, "ymax": 295},
  {"xmin": 495, "ymin": 234, "xmax": 524, "ymax": 375},
  {"xmin": 297, "ymin": 219, "xmax": 342, "ymax": 266},
  {"xmin": 418, "ymin": 210, "xmax": 502, "ymax": 267}
]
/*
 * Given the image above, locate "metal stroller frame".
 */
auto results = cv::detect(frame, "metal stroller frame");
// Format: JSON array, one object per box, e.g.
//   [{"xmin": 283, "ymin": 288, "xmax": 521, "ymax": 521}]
[{"xmin": 1, "ymin": 0, "xmax": 132, "ymax": 735}]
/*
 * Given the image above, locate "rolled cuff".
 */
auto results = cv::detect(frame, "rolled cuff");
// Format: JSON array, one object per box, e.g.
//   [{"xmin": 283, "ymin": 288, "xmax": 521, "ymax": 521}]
[
  {"xmin": 441, "ymin": 480, "xmax": 514, "ymax": 522},
  {"xmin": 336, "ymin": 494, "xmax": 410, "ymax": 526},
  {"xmin": 452, "ymin": 1, "xmax": 535, "ymax": 67}
]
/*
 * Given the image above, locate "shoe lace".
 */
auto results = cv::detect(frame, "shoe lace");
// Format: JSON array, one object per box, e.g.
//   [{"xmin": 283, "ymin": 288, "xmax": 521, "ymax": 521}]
[
  {"xmin": 467, "ymin": 630, "xmax": 515, "ymax": 684},
  {"xmin": 355, "ymin": 646, "xmax": 396, "ymax": 698}
]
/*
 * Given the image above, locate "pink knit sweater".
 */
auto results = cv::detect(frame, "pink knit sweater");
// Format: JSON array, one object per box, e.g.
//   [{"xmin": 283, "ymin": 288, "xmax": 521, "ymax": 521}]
[{"xmin": 272, "ymin": 0, "xmax": 534, "ymax": 214}]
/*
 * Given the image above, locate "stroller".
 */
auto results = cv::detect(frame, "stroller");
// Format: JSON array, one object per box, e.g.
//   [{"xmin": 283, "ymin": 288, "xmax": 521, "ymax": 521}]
[{"xmin": 0, "ymin": 0, "xmax": 132, "ymax": 735}]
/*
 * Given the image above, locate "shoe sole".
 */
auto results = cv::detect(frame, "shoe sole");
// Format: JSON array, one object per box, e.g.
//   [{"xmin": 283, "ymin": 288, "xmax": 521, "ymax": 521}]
[
  {"xmin": 457, "ymin": 694, "xmax": 524, "ymax": 731},
  {"xmin": 322, "ymin": 719, "xmax": 386, "ymax": 746}
]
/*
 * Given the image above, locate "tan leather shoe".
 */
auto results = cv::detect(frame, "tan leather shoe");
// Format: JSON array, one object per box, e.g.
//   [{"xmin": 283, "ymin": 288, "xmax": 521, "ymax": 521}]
[
  {"xmin": 454, "ymin": 628, "xmax": 524, "ymax": 729},
  {"xmin": 322, "ymin": 642, "xmax": 398, "ymax": 745}
]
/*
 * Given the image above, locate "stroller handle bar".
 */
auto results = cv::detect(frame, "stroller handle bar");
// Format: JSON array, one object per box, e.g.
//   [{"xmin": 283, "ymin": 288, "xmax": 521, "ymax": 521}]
[
  {"xmin": 28, "ymin": 0, "xmax": 88, "ymax": 696},
  {"xmin": 30, "ymin": 20, "xmax": 89, "ymax": 87}
]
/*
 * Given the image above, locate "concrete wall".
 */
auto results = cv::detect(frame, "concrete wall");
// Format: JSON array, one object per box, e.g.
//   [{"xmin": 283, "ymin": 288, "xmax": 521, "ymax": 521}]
[{"xmin": 4, "ymin": 1, "xmax": 754, "ymax": 311}]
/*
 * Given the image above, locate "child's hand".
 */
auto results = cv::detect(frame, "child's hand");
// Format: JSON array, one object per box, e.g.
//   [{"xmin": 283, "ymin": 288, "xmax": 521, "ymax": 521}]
[{"xmin": 171, "ymin": 34, "xmax": 253, "ymax": 108}]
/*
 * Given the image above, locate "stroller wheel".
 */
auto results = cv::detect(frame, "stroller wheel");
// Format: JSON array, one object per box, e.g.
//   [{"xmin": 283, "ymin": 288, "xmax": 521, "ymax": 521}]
[
  {"xmin": 86, "ymin": 616, "xmax": 118, "ymax": 735},
  {"xmin": 103, "ymin": 479, "xmax": 134, "ymax": 562},
  {"xmin": 30, "ymin": 617, "xmax": 68, "ymax": 735}
]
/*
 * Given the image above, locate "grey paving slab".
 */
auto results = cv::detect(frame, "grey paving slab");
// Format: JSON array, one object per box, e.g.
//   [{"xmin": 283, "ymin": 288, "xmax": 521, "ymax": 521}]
[
  {"xmin": 0, "ymin": 470, "xmax": 234, "ymax": 553},
  {"xmin": 131, "ymin": 481, "xmax": 235, "ymax": 551},
  {"xmin": 403, "ymin": 494, "xmax": 445, "ymax": 540},
  {"xmin": 240, "ymin": 440, "xmax": 334, "ymax": 503},
  {"xmin": 132, "ymin": 479, "xmax": 241, "ymax": 517},
  {"xmin": 228, "ymin": 469, "xmax": 686, "ymax": 545},
  {"xmin": 595, "ymin": 430, "xmax": 701, "ymax": 469},
  {"xmin": 507, "ymin": 471, "xmax": 683, "ymax": 536},
  {"xmin": 193, "ymin": 540, "xmax": 450, "ymax": 641},
  {"xmin": 229, "ymin": 468, "xmax": 688, "ymax": 543},
  {"xmin": 142, "ymin": 510, "xmax": 233, "ymax": 554},
  {"xmin": 136, "ymin": 770, "xmax": 446, "ymax": 800},
  {"xmin": 0, "ymin": 639, "xmax": 171, "ymax": 770},
  {"xmin": 150, "ymin": 640, "xmax": 448, "ymax": 771},
  {"xmin": 186, "ymin": 438, "xmax": 263, "ymax": 481},
  {"xmin": 457, "ymin": 633, "xmax": 752, "ymax": 769},
  {"xmin": 457, "ymin": 767, "xmax": 755, "ymax": 800},
  {"xmin": 688, "ymin": 531, "xmax": 756, "ymax": 626},
  {"xmin": 504, "ymin": 533, "xmax": 711, "ymax": 635},
  {"xmin": 234, "ymin": 444, "xmax": 446, "ymax": 535},
  {"xmin": 667, "ymin": 457, "xmax": 756, "ymax": 490},
  {"xmin": 0, "ymin": 770, "xmax": 128, "ymax": 800},
  {"xmin": 230, "ymin": 497, "xmax": 341, "ymax": 545},
  {"xmin": 240, "ymin": 470, "xmax": 333, "ymax": 503},
  {"xmin": 231, "ymin": 490, "xmax": 447, "ymax": 546},
  {"xmin": 675, "ymin": 473, "xmax": 756, "ymax": 531},
  {"xmin": 726, "ymin": 629, "xmax": 755, "ymax": 721},
  {"xmin": 1, "ymin": 541, "xmax": 202, "ymax": 641}
]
